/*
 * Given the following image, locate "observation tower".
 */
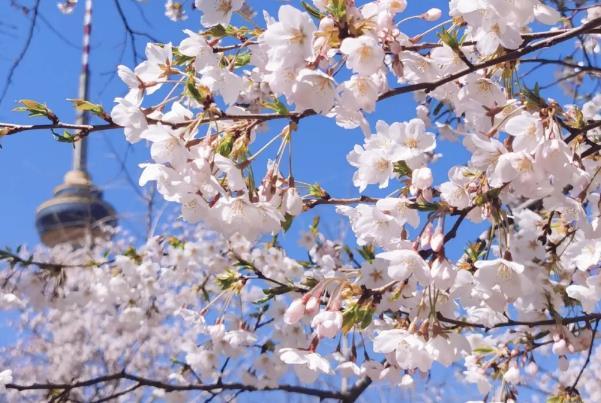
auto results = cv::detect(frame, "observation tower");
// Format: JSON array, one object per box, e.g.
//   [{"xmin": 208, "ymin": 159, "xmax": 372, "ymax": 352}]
[{"xmin": 35, "ymin": 0, "xmax": 116, "ymax": 246}]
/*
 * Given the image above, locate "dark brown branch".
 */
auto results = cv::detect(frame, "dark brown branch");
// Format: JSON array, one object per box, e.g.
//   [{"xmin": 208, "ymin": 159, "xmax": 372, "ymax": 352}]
[
  {"xmin": 113, "ymin": 0, "xmax": 157, "ymax": 63},
  {"xmin": 341, "ymin": 375, "xmax": 372, "ymax": 403},
  {"xmin": 0, "ymin": 249, "xmax": 111, "ymax": 272},
  {"xmin": 304, "ymin": 195, "xmax": 380, "ymax": 209},
  {"xmin": 564, "ymin": 119, "xmax": 601, "ymax": 142},
  {"xmin": 0, "ymin": 121, "xmax": 118, "ymax": 136},
  {"xmin": 399, "ymin": 28, "xmax": 601, "ymax": 52},
  {"xmin": 437, "ymin": 312, "xmax": 601, "ymax": 330},
  {"xmin": 6, "ymin": 371, "xmax": 346, "ymax": 400},
  {"xmin": 90, "ymin": 382, "xmax": 143, "ymax": 403},
  {"xmin": 520, "ymin": 58, "xmax": 601, "ymax": 74}
]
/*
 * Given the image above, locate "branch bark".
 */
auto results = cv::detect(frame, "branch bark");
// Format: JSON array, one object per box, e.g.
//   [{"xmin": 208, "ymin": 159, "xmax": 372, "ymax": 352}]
[{"xmin": 6, "ymin": 371, "xmax": 346, "ymax": 400}]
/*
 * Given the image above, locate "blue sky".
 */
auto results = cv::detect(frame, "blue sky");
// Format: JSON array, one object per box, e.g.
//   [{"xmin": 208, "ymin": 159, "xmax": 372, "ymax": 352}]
[{"xmin": 0, "ymin": 0, "xmax": 592, "ymax": 401}]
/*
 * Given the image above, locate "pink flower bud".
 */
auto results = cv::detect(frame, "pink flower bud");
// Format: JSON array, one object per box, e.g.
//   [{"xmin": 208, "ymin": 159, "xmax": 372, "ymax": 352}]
[
  {"xmin": 420, "ymin": 223, "xmax": 433, "ymax": 249},
  {"xmin": 305, "ymin": 296, "xmax": 320, "ymax": 316},
  {"xmin": 552, "ymin": 339, "xmax": 567, "ymax": 355},
  {"xmin": 558, "ymin": 355, "xmax": 569, "ymax": 371},
  {"xmin": 430, "ymin": 230, "xmax": 444, "ymax": 253},
  {"xmin": 411, "ymin": 167, "xmax": 433, "ymax": 192},
  {"xmin": 284, "ymin": 187, "xmax": 303, "ymax": 216},
  {"xmin": 284, "ymin": 299, "xmax": 305, "ymax": 325}
]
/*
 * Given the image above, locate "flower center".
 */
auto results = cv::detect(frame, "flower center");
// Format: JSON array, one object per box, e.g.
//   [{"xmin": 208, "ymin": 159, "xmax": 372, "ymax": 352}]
[
  {"xmin": 290, "ymin": 29, "xmax": 306, "ymax": 45},
  {"xmin": 375, "ymin": 158, "xmax": 391, "ymax": 172},
  {"xmin": 477, "ymin": 79, "xmax": 494, "ymax": 93},
  {"xmin": 359, "ymin": 45, "xmax": 373, "ymax": 60},
  {"xmin": 369, "ymin": 269, "xmax": 383, "ymax": 283},
  {"xmin": 498, "ymin": 264, "xmax": 513, "ymax": 281},
  {"xmin": 516, "ymin": 157, "xmax": 533, "ymax": 173},
  {"xmin": 217, "ymin": 0, "xmax": 233, "ymax": 15},
  {"xmin": 405, "ymin": 138, "xmax": 418, "ymax": 149}
]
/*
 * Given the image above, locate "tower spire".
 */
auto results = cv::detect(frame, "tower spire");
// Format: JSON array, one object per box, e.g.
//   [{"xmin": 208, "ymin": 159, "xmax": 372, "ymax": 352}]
[{"xmin": 72, "ymin": 0, "xmax": 93, "ymax": 175}]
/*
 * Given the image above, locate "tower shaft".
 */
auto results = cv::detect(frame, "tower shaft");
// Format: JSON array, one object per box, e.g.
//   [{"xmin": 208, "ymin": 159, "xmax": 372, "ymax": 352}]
[{"xmin": 72, "ymin": 0, "xmax": 92, "ymax": 174}]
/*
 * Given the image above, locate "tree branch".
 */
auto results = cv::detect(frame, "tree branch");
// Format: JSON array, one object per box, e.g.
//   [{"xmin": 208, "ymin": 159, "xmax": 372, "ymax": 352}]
[
  {"xmin": 437, "ymin": 312, "xmax": 601, "ymax": 330},
  {"xmin": 6, "ymin": 371, "xmax": 346, "ymax": 400}
]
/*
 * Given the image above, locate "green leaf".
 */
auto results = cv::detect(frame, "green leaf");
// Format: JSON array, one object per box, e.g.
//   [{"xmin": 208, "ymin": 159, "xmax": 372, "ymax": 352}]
[
  {"xmin": 520, "ymin": 82, "xmax": 547, "ymax": 109},
  {"xmin": 358, "ymin": 306, "xmax": 375, "ymax": 329},
  {"xmin": 204, "ymin": 24, "xmax": 249, "ymax": 39},
  {"xmin": 124, "ymin": 247, "xmax": 142, "ymax": 264},
  {"xmin": 308, "ymin": 183, "xmax": 328, "ymax": 198},
  {"xmin": 357, "ymin": 244, "xmax": 375, "ymax": 262},
  {"xmin": 393, "ymin": 160, "xmax": 412, "ymax": 177},
  {"xmin": 438, "ymin": 28, "xmax": 459, "ymax": 50},
  {"xmin": 53, "ymin": 130, "xmax": 77, "ymax": 143},
  {"xmin": 216, "ymin": 134, "xmax": 234, "ymax": 157},
  {"xmin": 282, "ymin": 213, "xmax": 294, "ymax": 232},
  {"xmin": 473, "ymin": 346, "xmax": 495, "ymax": 354},
  {"xmin": 341, "ymin": 305, "xmax": 358, "ymax": 334},
  {"xmin": 410, "ymin": 201, "xmax": 440, "ymax": 212},
  {"xmin": 474, "ymin": 187, "xmax": 502, "ymax": 206},
  {"xmin": 68, "ymin": 99, "xmax": 108, "ymax": 120},
  {"xmin": 260, "ymin": 340, "xmax": 275, "ymax": 353},
  {"xmin": 310, "ymin": 216, "xmax": 320, "ymax": 235},
  {"xmin": 234, "ymin": 52, "xmax": 252, "ymax": 67},
  {"xmin": 216, "ymin": 269, "xmax": 241, "ymax": 291},
  {"xmin": 185, "ymin": 75, "xmax": 206, "ymax": 104},
  {"xmin": 341, "ymin": 303, "xmax": 373, "ymax": 333},
  {"xmin": 263, "ymin": 98, "xmax": 289, "ymax": 115},
  {"xmin": 220, "ymin": 52, "xmax": 252, "ymax": 68},
  {"xmin": 14, "ymin": 99, "xmax": 58, "ymax": 123},
  {"xmin": 328, "ymin": 0, "xmax": 346, "ymax": 19},
  {"xmin": 172, "ymin": 47, "xmax": 195, "ymax": 66},
  {"xmin": 204, "ymin": 24, "xmax": 227, "ymax": 38},
  {"xmin": 301, "ymin": 1, "xmax": 323, "ymax": 19},
  {"xmin": 167, "ymin": 236, "xmax": 185, "ymax": 250}
]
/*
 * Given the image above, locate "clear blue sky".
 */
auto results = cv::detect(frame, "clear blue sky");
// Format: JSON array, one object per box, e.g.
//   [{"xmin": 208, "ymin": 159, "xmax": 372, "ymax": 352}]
[{"xmin": 0, "ymin": 1, "xmax": 589, "ymax": 401}]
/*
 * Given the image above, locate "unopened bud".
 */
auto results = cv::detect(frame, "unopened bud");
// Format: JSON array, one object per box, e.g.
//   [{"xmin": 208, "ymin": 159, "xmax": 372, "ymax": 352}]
[
  {"xmin": 430, "ymin": 230, "xmax": 444, "ymax": 253},
  {"xmin": 525, "ymin": 361, "xmax": 538, "ymax": 376},
  {"xmin": 420, "ymin": 223, "xmax": 433, "ymax": 249},
  {"xmin": 422, "ymin": 8, "xmax": 442, "ymax": 22},
  {"xmin": 558, "ymin": 355, "xmax": 569, "ymax": 371},
  {"xmin": 305, "ymin": 296, "xmax": 320, "ymax": 316},
  {"xmin": 552, "ymin": 339, "xmax": 568, "ymax": 355},
  {"xmin": 284, "ymin": 299, "xmax": 305, "ymax": 325}
]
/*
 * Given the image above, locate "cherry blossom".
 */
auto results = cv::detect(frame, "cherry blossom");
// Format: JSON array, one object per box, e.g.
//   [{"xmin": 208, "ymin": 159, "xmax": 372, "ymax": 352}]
[
  {"xmin": 4, "ymin": 1, "xmax": 601, "ymax": 401},
  {"xmin": 195, "ymin": 0, "xmax": 243, "ymax": 27}
]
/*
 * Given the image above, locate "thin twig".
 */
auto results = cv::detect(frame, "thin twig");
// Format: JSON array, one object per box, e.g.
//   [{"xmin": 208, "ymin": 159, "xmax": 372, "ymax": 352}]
[{"xmin": 0, "ymin": 0, "xmax": 41, "ymax": 105}]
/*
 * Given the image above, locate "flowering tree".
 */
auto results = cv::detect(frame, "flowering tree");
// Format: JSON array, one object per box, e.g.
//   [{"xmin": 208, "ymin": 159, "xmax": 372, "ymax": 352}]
[{"xmin": 1, "ymin": 0, "xmax": 601, "ymax": 401}]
